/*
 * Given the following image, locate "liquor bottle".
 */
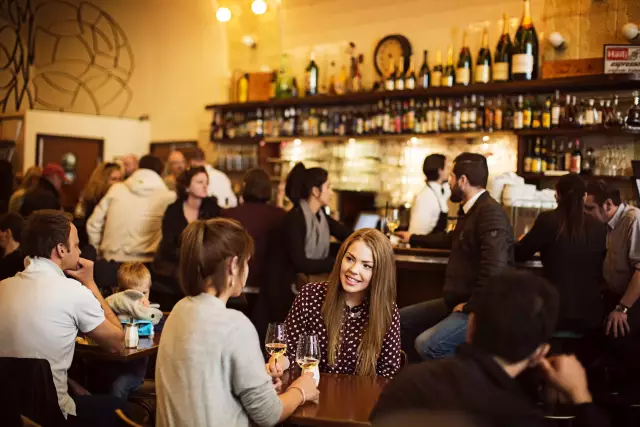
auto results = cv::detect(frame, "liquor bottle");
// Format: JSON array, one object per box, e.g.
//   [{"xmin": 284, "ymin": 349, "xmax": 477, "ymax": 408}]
[
  {"xmin": 523, "ymin": 139, "xmax": 533, "ymax": 173},
  {"xmin": 238, "ymin": 73, "xmax": 249, "ymax": 102},
  {"xmin": 547, "ymin": 139, "xmax": 557, "ymax": 171},
  {"xmin": 512, "ymin": 0, "xmax": 539, "ymax": 80},
  {"xmin": 551, "ymin": 90, "xmax": 562, "ymax": 127},
  {"xmin": 476, "ymin": 28, "xmax": 492, "ymax": 84},
  {"xmin": 407, "ymin": 99, "xmax": 416, "ymax": 132},
  {"xmin": 514, "ymin": 95, "xmax": 524, "ymax": 130},
  {"xmin": 494, "ymin": 96, "xmax": 504, "ymax": 130},
  {"xmin": 540, "ymin": 138, "xmax": 548, "ymax": 172},
  {"xmin": 575, "ymin": 97, "xmax": 585, "ymax": 128},
  {"xmin": 328, "ymin": 62, "xmax": 337, "ymax": 95},
  {"xmin": 395, "ymin": 58, "xmax": 405, "ymax": 90},
  {"xmin": 352, "ymin": 54, "xmax": 363, "ymax": 92},
  {"xmin": 383, "ymin": 99, "xmax": 391, "ymax": 133},
  {"xmin": 384, "ymin": 56, "xmax": 395, "ymax": 91},
  {"xmin": 291, "ymin": 77, "xmax": 300, "ymax": 97},
  {"xmin": 612, "ymin": 95, "xmax": 625, "ymax": 127},
  {"xmin": 476, "ymin": 96, "xmax": 486, "ymax": 131},
  {"xmin": 433, "ymin": 98, "xmax": 442, "ymax": 132},
  {"xmin": 570, "ymin": 139, "xmax": 582, "ymax": 173},
  {"xmin": 564, "ymin": 140, "xmax": 573, "ymax": 172},
  {"xmin": 596, "ymin": 99, "xmax": 605, "ymax": 125},
  {"xmin": 585, "ymin": 98, "xmax": 596, "ymax": 126},
  {"xmin": 442, "ymin": 46, "xmax": 456, "ymax": 87},
  {"xmin": 456, "ymin": 32, "xmax": 472, "ymax": 86},
  {"xmin": 452, "ymin": 99, "xmax": 462, "ymax": 131},
  {"xmin": 626, "ymin": 91, "xmax": 640, "ymax": 130},
  {"xmin": 469, "ymin": 95, "xmax": 478, "ymax": 131},
  {"xmin": 419, "ymin": 50, "xmax": 431, "ymax": 88},
  {"xmin": 461, "ymin": 96, "xmax": 470, "ymax": 131},
  {"xmin": 305, "ymin": 52, "xmax": 319, "ymax": 96},
  {"xmin": 561, "ymin": 94, "xmax": 574, "ymax": 127},
  {"xmin": 542, "ymin": 97, "xmax": 552, "ymax": 129},
  {"xmin": 531, "ymin": 98, "xmax": 541, "ymax": 129},
  {"xmin": 494, "ymin": 14, "xmax": 512, "ymax": 82},
  {"xmin": 485, "ymin": 99, "xmax": 495, "ymax": 132},
  {"xmin": 432, "ymin": 50, "xmax": 443, "ymax": 88},
  {"xmin": 405, "ymin": 56, "xmax": 417, "ymax": 90},
  {"xmin": 531, "ymin": 137, "xmax": 542, "ymax": 173},
  {"xmin": 523, "ymin": 97, "xmax": 532, "ymax": 129},
  {"xmin": 582, "ymin": 147, "xmax": 595, "ymax": 175},
  {"xmin": 557, "ymin": 140, "xmax": 565, "ymax": 171},
  {"xmin": 269, "ymin": 71, "xmax": 277, "ymax": 99}
]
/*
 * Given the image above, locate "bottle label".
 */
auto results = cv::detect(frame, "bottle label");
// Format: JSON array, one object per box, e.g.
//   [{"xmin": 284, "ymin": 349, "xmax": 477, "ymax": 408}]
[
  {"xmin": 542, "ymin": 112, "xmax": 551, "ymax": 129},
  {"xmin": 493, "ymin": 62, "xmax": 509, "ymax": 81},
  {"xmin": 524, "ymin": 158, "xmax": 532, "ymax": 173},
  {"xmin": 406, "ymin": 79, "xmax": 416, "ymax": 90},
  {"xmin": 551, "ymin": 106, "xmax": 561, "ymax": 125},
  {"xmin": 571, "ymin": 156, "xmax": 581, "ymax": 173},
  {"xmin": 475, "ymin": 65, "xmax": 490, "ymax": 83},
  {"xmin": 431, "ymin": 72, "xmax": 442, "ymax": 87},
  {"xmin": 585, "ymin": 110, "xmax": 595, "ymax": 125},
  {"xmin": 514, "ymin": 112, "xmax": 524, "ymax": 129},
  {"xmin": 441, "ymin": 75, "xmax": 453, "ymax": 87},
  {"xmin": 456, "ymin": 68, "xmax": 470, "ymax": 85},
  {"xmin": 494, "ymin": 110, "xmax": 503, "ymax": 130},
  {"xmin": 396, "ymin": 79, "xmax": 405, "ymax": 90},
  {"xmin": 385, "ymin": 80, "xmax": 394, "ymax": 91},
  {"xmin": 523, "ymin": 110, "xmax": 532, "ymax": 127},
  {"xmin": 512, "ymin": 54, "xmax": 534, "ymax": 74}
]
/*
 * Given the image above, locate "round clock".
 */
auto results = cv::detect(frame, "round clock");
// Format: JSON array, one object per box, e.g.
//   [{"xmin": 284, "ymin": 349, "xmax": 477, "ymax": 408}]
[{"xmin": 373, "ymin": 34, "xmax": 412, "ymax": 77}]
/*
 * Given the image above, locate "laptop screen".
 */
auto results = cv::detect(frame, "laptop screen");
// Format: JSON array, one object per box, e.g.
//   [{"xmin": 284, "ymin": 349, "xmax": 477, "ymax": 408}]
[{"xmin": 354, "ymin": 212, "xmax": 380, "ymax": 231}]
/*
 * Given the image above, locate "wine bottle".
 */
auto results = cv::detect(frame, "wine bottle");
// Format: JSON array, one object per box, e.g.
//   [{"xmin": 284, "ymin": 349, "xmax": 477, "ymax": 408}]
[
  {"xmin": 512, "ymin": 0, "xmax": 539, "ymax": 80},
  {"xmin": 305, "ymin": 52, "xmax": 319, "ymax": 96},
  {"xmin": 238, "ymin": 73, "xmax": 249, "ymax": 102},
  {"xmin": 456, "ymin": 32, "xmax": 472, "ymax": 86},
  {"xmin": 405, "ymin": 56, "xmax": 417, "ymax": 90},
  {"xmin": 442, "ymin": 46, "xmax": 455, "ymax": 87},
  {"xmin": 384, "ymin": 55, "xmax": 395, "ymax": 91},
  {"xmin": 395, "ymin": 58, "xmax": 405, "ymax": 90},
  {"xmin": 328, "ymin": 61, "xmax": 337, "ymax": 95},
  {"xmin": 419, "ymin": 50, "xmax": 431, "ymax": 89},
  {"xmin": 475, "ymin": 28, "xmax": 492, "ymax": 84},
  {"xmin": 494, "ymin": 14, "xmax": 512, "ymax": 82},
  {"xmin": 432, "ymin": 50, "xmax": 443, "ymax": 88}
]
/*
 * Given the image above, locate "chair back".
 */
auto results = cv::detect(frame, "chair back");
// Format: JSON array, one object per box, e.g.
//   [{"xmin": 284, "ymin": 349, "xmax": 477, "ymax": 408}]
[{"xmin": 0, "ymin": 357, "xmax": 66, "ymax": 427}]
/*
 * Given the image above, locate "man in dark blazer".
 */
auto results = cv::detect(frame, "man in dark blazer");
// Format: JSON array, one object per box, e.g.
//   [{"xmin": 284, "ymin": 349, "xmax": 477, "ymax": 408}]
[{"xmin": 400, "ymin": 152, "xmax": 514, "ymax": 361}]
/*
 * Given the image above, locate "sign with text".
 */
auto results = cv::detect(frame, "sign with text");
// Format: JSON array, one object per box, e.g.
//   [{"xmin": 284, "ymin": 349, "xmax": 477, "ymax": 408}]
[{"xmin": 604, "ymin": 45, "xmax": 640, "ymax": 74}]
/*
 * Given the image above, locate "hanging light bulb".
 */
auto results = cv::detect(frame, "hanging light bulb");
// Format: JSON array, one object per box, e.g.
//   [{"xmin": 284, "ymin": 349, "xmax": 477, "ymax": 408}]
[
  {"xmin": 251, "ymin": 0, "xmax": 267, "ymax": 15},
  {"xmin": 216, "ymin": 7, "xmax": 232, "ymax": 22}
]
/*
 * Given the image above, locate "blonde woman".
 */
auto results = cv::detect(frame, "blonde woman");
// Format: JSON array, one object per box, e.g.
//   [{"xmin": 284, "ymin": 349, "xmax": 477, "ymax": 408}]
[
  {"xmin": 8, "ymin": 166, "xmax": 42, "ymax": 214},
  {"xmin": 269, "ymin": 228, "xmax": 401, "ymax": 378},
  {"xmin": 75, "ymin": 162, "xmax": 123, "ymax": 219}
]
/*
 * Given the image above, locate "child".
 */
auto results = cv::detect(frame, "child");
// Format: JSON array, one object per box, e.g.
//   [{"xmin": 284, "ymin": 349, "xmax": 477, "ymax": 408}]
[{"xmin": 104, "ymin": 262, "xmax": 163, "ymax": 399}]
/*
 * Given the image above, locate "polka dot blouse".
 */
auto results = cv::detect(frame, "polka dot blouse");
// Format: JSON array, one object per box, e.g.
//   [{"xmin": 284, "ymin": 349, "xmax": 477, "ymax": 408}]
[{"xmin": 284, "ymin": 282, "xmax": 401, "ymax": 378}]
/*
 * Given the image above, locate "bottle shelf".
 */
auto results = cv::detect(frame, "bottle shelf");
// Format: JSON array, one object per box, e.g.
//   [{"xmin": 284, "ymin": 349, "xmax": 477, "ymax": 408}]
[
  {"xmin": 206, "ymin": 74, "xmax": 640, "ymax": 112},
  {"xmin": 521, "ymin": 173, "xmax": 634, "ymax": 182},
  {"xmin": 515, "ymin": 126, "xmax": 640, "ymax": 137}
]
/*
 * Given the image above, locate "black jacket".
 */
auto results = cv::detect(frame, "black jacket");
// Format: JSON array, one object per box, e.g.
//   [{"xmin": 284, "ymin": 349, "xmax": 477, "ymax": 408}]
[
  {"xmin": 515, "ymin": 210, "xmax": 607, "ymax": 332},
  {"xmin": 20, "ymin": 178, "xmax": 61, "ymax": 217},
  {"xmin": 0, "ymin": 249, "xmax": 23, "ymax": 281},
  {"xmin": 152, "ymin": 197, "xmax": 220, "ymax": 295},
  {"xmin": 371, "ymin": 344, "xmax": 610, "ymax": 427}
]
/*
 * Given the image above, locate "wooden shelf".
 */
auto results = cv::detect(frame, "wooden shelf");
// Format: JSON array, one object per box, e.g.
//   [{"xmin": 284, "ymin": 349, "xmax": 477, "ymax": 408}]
[
  {"xmin": 521, "ymin": 173, "xmax": 634, "ymax": 182},
  {"xmin": 515, "ymin": 127, "xmax": 640, "ymax": 137},
  {"xmin": 206, "ymin": 74, "xmax": 640, "ymax": 111},
  {"xmin": 211, "ymin": 136, "xmax": 263, "ymax": 145}
]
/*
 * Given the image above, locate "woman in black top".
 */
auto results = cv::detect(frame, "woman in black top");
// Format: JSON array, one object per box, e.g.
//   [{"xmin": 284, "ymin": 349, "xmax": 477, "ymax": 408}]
[
  {"xmin": 0, "ymin": 213, "xmax": 24, "ymax": 280},
  {"xmin": 152, "ymin": 166, "xmax": 221, "ymax": 310},
  {"xmin": 255, "ymin": 163, "xmax": 351, "ymax": 340},
  {"xmin": 515, "ymin": 174, "xmax": 607, "ymax": 333}
]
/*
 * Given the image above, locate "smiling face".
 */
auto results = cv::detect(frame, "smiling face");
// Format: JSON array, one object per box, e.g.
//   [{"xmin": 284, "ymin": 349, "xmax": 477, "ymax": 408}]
[{"xmin": 340, "ymin": 239, "xmax": 374, "ymax": 298}]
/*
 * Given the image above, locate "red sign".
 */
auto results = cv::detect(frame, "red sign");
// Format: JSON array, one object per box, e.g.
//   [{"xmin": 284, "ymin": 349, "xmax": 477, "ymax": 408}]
[{"xmin": 607, "ymin": 48, "xmax": 629, "ymax": 61}]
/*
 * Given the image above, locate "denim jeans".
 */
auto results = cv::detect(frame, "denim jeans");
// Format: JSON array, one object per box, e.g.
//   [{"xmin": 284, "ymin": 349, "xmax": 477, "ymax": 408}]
[
  {"xmin": 110, "ymin": 357, "xmax": 148, "ymax": 400},
  {"xmin": 415, "ymin": 312, "xmax": 468, "ymax": 360}
]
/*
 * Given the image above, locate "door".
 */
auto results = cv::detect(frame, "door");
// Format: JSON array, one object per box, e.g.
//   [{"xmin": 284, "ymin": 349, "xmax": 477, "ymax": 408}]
[{"xmin": 36, "ymin": 134, "xmax": 104, "ymax": 212}]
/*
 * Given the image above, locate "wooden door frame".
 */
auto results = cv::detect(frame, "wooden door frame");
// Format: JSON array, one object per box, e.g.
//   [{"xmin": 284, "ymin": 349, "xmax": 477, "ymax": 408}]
[{"xmin": 35, "ymin": 133, "xmax": 105, "ymax": 166}]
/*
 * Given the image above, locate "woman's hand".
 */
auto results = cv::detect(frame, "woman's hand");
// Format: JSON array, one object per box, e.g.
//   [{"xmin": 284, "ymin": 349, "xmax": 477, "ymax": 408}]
[
  {"xmin": 290, "ymin": 371, "xmax": 320, "ymax": 403},
  {"xmin": 267, "ymin": 355, "xmax": 290, "ymax": 379}
]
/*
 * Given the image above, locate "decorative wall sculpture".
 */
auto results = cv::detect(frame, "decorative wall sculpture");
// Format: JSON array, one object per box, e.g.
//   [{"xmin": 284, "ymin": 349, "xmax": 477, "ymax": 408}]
[{"xmin": 0, "ymin": 0, "xmax": 134, "ymax": 116}]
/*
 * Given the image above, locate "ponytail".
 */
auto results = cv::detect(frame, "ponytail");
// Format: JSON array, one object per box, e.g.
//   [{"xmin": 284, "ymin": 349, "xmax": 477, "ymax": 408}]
[
  {"xmin": 285, "ymin": 162, "xmax": 329, "ymax": 205},
  {"xmin": 555, "ymin": 174, "xmax": 586, "ymax": 243}
]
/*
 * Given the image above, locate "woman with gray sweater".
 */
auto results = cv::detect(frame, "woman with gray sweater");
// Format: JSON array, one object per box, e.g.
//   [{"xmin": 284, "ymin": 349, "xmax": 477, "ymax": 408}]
[{"xmin": 156, "ymin": 218, "xmax": 319, "ymax": 427}]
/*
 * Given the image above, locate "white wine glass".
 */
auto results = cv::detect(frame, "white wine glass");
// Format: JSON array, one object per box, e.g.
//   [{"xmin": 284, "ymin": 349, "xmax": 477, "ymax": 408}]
[
  {"xmin": 265, "ymin": 322, "xmax": 287, "ymax": 360},
  {"xmin": 295, "ymin": 334, "xmax": 321, "ymax": 373},
  {"xmin": 386, "ymin": 208, "xmax": 400, "ymax": 234}
]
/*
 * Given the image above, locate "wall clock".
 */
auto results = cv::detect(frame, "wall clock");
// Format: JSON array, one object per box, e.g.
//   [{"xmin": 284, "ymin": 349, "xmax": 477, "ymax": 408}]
[{"xmin": 373, "ymin": 34, "xmax": 412, "ymax": 77}]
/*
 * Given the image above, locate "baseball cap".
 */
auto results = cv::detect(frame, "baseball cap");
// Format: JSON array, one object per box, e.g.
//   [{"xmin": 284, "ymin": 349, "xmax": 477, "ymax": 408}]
[{"xmin": 42, "ymin": 163, "xmax": 71, "ymax": 184}]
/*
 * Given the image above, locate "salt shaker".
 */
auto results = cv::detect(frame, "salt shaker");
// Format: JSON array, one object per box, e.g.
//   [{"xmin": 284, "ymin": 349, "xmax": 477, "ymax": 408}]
[{"xmin": 124, "ymin": 322, "xmax": 139, "ymax": 349}]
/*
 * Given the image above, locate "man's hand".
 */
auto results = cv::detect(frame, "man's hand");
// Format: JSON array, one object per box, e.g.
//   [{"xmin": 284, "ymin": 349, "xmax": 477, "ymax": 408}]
[
  {"xmin": 64, "ymin": 258, "xmax": 95, "ymax": 287},
  {"xmin": 395, "ymin": 231, "xmax": 412, "ymax": 243},
  {"xmin": 540, "ymin": 355, "xmax": 592, "ymax": 404},
  {"xmin": 453, "ymin": 303, "xmax": 466, "ymax": 313},
  {"xmin": 605, "ymin": 310, "xmax": 630, "ymax": 338}
]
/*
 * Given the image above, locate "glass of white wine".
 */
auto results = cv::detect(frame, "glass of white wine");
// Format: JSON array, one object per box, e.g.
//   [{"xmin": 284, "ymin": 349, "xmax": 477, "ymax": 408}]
[
  {"xmin": 265, "ymin": 322, "xmax": 287, "ymax": 360},
  {"xmin": 296, "ymin": 334, "xmax": 321, "ymax": 383},
  {"xmin": 386, "ymin": 208, "xmax": 400, "ymax": 234}
]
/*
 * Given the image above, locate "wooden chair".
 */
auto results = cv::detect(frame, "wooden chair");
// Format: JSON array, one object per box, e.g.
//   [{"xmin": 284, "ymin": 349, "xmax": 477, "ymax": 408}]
[{"xmin": 116, "ymin": 409, "xmax": 144, "ymax": 427}]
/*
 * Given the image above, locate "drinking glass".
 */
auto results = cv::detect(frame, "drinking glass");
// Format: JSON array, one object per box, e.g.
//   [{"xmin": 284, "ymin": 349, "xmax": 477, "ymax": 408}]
[
  {"xmin": 295, "ymin": 334, "xmax": 321, "ymax": 372},
  {"xmin": 386, "ymin": 208, "xmax": 400, "ymax": 234},
  {"xmin": 265, "ymin": 322, "xmax": 287, "ymax": 359}
]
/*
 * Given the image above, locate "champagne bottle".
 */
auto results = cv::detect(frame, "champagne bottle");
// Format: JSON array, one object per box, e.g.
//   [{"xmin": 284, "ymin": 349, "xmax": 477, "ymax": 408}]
[
  {"xmin": 405, "ymin": 55, "xmax": 417, "ymax": 90},
  {"xmin": 419, "ymin": 50, "xmax": 431, "ymax": 89},
  {"xmin": 305, "ymin": 52, "xmax": 319, "ymax": 96},
  {"xmin": 442, "ymin": 46, "xmax": 455, "ymax": 87},
  {"xmin": 385, "ymin": 55, "xmax": 395, "ymax": 91},
  {"xmin": 512, "ymin": 0, "xmax": 539, "ymax": 80},
  {"xmin": 475, "ymin": 28, "xmax": 492, "ymax": 84},
  {"xmin": 456, "ymin": 32, "xmax": 472, "ymax": 86},
  {"xmin": 432, "ymin": 50, "xmax": 443, "ymax": 88},
  {"xmin": 494, "ymin": 14, "xmax": 512, "ymax": 82},
  {"xmin": 238, "ymin": 73, "xmax": 249, "ymax": 102},
  {"xmin": 395, "ymin": 58, "xmax": 405, "ymax": 90}
]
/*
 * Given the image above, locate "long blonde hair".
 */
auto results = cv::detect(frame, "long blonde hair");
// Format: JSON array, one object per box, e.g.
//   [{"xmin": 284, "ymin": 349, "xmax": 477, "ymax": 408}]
[
  {"xmin": 81, "ymin": 162, "xmax": 121, "ymax": 204},
  {"xmin": 321, "ymin": 228, "xmax": 396, "ymax": 376}
]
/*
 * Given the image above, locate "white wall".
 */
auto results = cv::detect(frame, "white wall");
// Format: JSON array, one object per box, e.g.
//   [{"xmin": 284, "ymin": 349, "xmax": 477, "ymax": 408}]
[{"xmin": 23, "ymin": 110, "xmax": 150, "ymax": 170}]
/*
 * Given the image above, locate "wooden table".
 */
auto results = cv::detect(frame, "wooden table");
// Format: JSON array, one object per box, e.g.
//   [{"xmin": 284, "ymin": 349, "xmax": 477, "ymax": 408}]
[
  {"xmin": 75, "ymin": 332, "xmax": 161, "ymax": 362},
  {"xmin": 287, "ymin": 373, "xmax": 389, "ymax": 427}
]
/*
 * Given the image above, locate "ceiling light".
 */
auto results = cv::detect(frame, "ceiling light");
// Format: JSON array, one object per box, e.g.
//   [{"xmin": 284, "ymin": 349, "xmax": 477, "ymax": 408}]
[
  {"xmin": 251, "ymin": 0, "xmax": 267, "ymax": 15},
  {"xmin": 216, "ymin": 7, "xmax": 231, "ymax": 22}
]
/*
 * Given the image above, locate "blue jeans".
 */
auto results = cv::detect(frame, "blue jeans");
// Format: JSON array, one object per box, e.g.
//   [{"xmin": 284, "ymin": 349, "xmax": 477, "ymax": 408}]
[
  {"xmin": 110, "ymin": 357, "xmax": 148, "ymax": 400},
  {"xmin": 415, "ymin": 312, "xmax": 468, "ymax": 360}
]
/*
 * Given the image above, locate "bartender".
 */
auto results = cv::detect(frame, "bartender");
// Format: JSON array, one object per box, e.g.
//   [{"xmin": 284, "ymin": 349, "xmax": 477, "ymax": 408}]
[{"xmin": 397, "ymin": 154, "xmax": 451, "ymax": 243}]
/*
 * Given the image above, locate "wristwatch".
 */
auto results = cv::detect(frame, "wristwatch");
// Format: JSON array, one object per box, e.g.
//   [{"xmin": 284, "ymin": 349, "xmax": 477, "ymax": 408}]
[{"xmin": 615, "ymin": 303, "xmax": 629, "ymax": 314}]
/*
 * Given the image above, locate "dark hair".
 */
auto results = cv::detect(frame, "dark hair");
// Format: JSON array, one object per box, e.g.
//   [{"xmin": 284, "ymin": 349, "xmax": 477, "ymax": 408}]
[
  {"xmin": 423, "ymin": 154, "xmax": 446, "ymax": 182},
  {"xmin": 22, "ymin": 210, "xmax": 72, "ymax": 259},
  {"xmin": 243, "ymin": 168, "xmax": 272, "ymax": 203},
  {"xmin": 555, "ymin": 174, "xmax": 586, "ymax": 242},
  {"xmin": 179, "ymin": 218, "xmax": 254, "ymax": 297},
  {"xmin": 452, "ymin": 153, "xmax": 488, "ymax": 188},
  {"xmin": 139, "ymin": 155, "xmax": 164, "ymax": 176},
  {"xmin": 189, "ymin": 148, "xmax": 206, "ymax": 162},
  {"xmin": 177, "ymin": 166, "xmax": 209, "ymax": 200},
  {"xmin": 0, "ymin": 213, "xmax": 24, "ymax": 243},
  {"xmin": 586, "ymin": 179, "xmax": 622, "ymax": 206},
  {"xmin": 285, "ymin": 163, "xmax": 328, "ymax": 204},
  {"xmin": 472, "ymin": 270, "xmax": 559, "ymax": 363}
]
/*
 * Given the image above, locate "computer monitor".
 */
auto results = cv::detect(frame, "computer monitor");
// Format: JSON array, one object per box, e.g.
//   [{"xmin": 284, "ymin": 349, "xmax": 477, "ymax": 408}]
[{"xmin": 353, "ymin": 212, "xmax": 380, "ymax": 231}]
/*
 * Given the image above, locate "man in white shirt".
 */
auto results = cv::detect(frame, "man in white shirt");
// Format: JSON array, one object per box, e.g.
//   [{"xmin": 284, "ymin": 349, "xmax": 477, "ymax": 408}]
[
  {"xmin": 189, "ymin": 148, "xmax": 238, "ymax": 208},
  {"xmin": 398, "ymin": 154, "xmax": 451, "ymax": 242},
  {"xmin": 0, "ymin": 210, "xmax": 125, "ymax": 424}
]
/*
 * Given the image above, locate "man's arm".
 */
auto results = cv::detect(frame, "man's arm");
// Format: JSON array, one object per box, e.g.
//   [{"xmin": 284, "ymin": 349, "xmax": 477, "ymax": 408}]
[{"xmin": 475, "ymin": 204, "xmax": 514, "ymax": 288}]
